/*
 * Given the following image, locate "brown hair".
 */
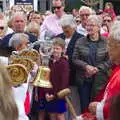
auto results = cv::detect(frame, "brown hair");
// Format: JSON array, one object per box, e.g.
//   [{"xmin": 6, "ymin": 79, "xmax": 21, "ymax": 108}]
[
  {"xmin": 105, "ymin": 2, "xmax": 113, "ymax": 9},
  {"xmin": 0, "ymin": 64, "xmax": 18, "ymax": 120},
  {"xmin": 53, "ymin": 37, "xmax": 65, "ymax": 49}
]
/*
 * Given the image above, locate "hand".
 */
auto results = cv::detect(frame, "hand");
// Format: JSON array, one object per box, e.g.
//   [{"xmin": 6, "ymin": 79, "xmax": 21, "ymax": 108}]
[
  {"xmin": 88, "ymin": 102, "xmax": 98, "ymax": 115},
  {"xmin": 85, "ymin": 65, "xmax": 99, "ymax": 77},
  {"xmin": 45, "ymin": 93, "xmax": 54, "ymax": 102},
  {"xmin": 34, "ymin": 94, "xmax": 38, "ymax": 102}
]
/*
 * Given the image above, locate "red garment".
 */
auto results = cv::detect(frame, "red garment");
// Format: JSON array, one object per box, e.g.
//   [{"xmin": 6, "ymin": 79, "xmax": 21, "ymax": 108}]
[
  {"xmin": 81, "ymin": 65, "xmax": 120, "ymax": 120},
  {"xmin": 101, "ymin": 32, "xmax": 109, "ymax": 38},
  {"xmin": 103, "ymin": 65, "xmax": 120, "ymax": 119},
  {"xmin": 24, "ymin": 91, "xmax": 30, "ymax": 115},
  {"xmin": 104, "ymin": 9, "xmax": 116, "ymax": 20}
]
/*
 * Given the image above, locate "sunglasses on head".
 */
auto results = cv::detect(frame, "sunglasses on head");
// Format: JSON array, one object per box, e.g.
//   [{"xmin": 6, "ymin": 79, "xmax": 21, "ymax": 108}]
[
  {"xmin": 52, "ymin": 6, "xmax": 62, "ymax": 10},
  {"xmin": 0, "ymin": 26, "xmax": 4, "ymax": 30}
]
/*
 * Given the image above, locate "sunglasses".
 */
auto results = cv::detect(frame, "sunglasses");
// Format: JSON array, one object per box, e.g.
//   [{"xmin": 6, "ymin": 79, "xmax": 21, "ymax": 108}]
[
  {"xmin": 52, "ymin": 6, "xmax": 62, "ymax": 10},
  {"xmin": 0, "ymin": 27, "xmax": 4, "ymax": 30},
  {"xmin": 103, "ymin": 19, "xmax": 112, "ymax": 22}
]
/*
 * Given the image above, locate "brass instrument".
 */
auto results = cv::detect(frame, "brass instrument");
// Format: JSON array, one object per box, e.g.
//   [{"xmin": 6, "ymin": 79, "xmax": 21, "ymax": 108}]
[
  {"xmin": 33, "ymin": 40, "xmax": 53, "ymax": 88},
  {"xmin": 11, "ymin": 57, "xmax": 34, "ymax": 73},
  {"xmin": 18, "ymin": 49, "xmax": 41, "ymax": 65},
  {"xmin": 7, "ymin": 64, "xmax": 28, "ymax": 86}
]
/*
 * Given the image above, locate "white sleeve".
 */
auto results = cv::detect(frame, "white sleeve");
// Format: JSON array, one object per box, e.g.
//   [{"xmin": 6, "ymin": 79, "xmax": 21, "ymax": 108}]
[
  {"xmin": 12, "ymin": 83, "xmax": 29, "ymax": 120},
  {"xmin": 96, "ymin": 101, "xmax": 104, "ymax": 120}
]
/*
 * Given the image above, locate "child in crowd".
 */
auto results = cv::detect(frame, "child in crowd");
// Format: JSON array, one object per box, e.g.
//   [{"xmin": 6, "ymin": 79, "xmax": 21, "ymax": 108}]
[{"xmin": 34, "ymin": 37, "xmax": 69, "ymax": 120}]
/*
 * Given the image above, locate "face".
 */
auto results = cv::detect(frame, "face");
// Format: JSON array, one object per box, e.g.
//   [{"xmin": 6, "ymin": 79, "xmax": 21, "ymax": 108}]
[
  {"xmin": 86, "ymin": 20, "xmax": 100, "ymax": 36},
  {"xmin": 103, "ymin": 16, "xmax": 112, "ymax": 29},
  {"xmin": 16, "ymin": 39, "xmax": 29, "ymax": 51},
  {"xmin": 52, "ymin": 44, "xmax": 64, "ymax": 58},
  {"xmin": 31, "ymin": 13, "xmax": 42, "ymax": 25},
  {"xmin": 62, "ymin": 25, "xmax": 74, "ymax": 38},
  {"xmin": 52, "ymin": 0, "xmax": 64, "ymax": 18},
  {"xmin": 79, "ymin": 9, "xmax": 90, "ymax": 26},
  {"xmin": 13, "ymin": 15, "xmax": 26, "ymax": 32}
]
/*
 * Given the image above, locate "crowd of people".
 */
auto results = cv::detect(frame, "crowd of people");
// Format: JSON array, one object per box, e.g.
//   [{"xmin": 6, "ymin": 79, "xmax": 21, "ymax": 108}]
[{"xmin": 0, "ymin": 0, "xmax": 120, "ymax": 120}]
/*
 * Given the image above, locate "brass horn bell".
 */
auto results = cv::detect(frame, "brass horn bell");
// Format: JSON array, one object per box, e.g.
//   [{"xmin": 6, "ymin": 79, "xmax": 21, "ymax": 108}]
[{"xmin": 33, "ymin": 66, "xmax": 52, "ymax": 88}]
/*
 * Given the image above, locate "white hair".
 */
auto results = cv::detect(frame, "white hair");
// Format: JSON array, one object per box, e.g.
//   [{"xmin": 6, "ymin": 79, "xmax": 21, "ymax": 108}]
[
  {"xmin": 11, "ymin": 12, "xmax": 27, "ymax": 22},
  {"xmin": 79, "ymin": 6, "xmax": 95, "ymax": 15},
  {"xmin": 9, "ymin": 33, "xmax": 29, "ymax": 48},
  {"xmin": 59, "ymin": 14, "xmax": 77, "ymax": 28},
  {"xmin": 87, "ymin": 15, "xmax": 102, "ymax": 27},
  {"xmin": 109, "ymin": 20, "xmax": 120, "ymax": 42}
]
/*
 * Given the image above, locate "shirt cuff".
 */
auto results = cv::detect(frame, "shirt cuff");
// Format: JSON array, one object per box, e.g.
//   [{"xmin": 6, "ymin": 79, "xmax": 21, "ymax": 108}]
[{"xmin": 96, "ymin": 102, "xmax": 104, "ymax": 120}]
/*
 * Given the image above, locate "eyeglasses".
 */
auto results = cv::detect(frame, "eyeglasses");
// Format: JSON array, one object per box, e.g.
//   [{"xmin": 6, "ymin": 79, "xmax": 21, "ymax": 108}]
[
  {"xmin": 103, "ymin": 19, "xmax": 112, "ymax": 22},
  {"xmin": 76, "ymin": 20, "xmax": 80, "ymax": 23},
  {"xmin": 0, "ymin": 27, "xmax": 4, "ymax": 30},
  {"xmin": 52, "ymin": 6, "xmax": 62, "ymax": 10},
  {"xmin": 80, "ymin": 14, "xmax": 90, "ymax": 17}
]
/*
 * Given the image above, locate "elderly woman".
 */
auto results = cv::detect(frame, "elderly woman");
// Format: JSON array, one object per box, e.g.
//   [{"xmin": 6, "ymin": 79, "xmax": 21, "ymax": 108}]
[
  {"xmin": 9, "ymin": 33, "xmax": 29, "ymax": 51},
  {"xmin": 72, "ymin": 15, "xmax": 111, "ymax": 112},
  {"xmin": 58, "ymin": 14, "xmax": 83, "ymax": 117},
  {"xmin": 86, "ymin": 20, "xmax": 120, "ymax": 120}
]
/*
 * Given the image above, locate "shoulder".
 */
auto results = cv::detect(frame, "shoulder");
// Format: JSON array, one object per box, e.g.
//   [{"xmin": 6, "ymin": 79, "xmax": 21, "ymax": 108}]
[
  {"xmin": 56, "ymin": 33, "xmax": 66, "ymax": 40},
  {"xmin": 3, "ymin": 33, "xmax": 14, "ymax": 39},
  {"xmin": 44, "ymin": 14, "xmax": 56, "ymax": 21},
  {"xmin": 59, "ymin": 57, "xmax": 69, "ymax": 65},
  {"xmin": 1, "ymin": 33, "xmax": 14, "ymax": 45},
  {"xmin": 99, "ymin": 35, "xmax": 107, "ymax": 44},
  {"xmin": 75, "ymin": 36, "xmax": 87, "ymax": 45},
  {"xmin": 25, "ymin": 32, "xmax": 37, "ymax": 42},
  {"xmin": 75, "ymin": 31, "xmax": 84, "ymax": 38}
]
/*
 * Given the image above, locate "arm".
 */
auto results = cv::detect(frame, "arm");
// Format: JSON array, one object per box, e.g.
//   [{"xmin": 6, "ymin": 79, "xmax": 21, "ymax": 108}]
[
  {"xmin": 72, "ymin": 38, "xmax": 88, "ymax": 70},
  {"xmin": 60, "ymin": 59, "xmax": 69, "ymax": 90}
]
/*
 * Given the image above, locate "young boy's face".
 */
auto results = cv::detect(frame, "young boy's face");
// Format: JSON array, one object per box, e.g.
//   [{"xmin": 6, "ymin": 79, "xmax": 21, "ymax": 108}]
[
  {"xmin": 16, "ymin": 39, "xmax": 29, "ymax": 51},
  {"xmin": 52, "ymin": 44, "xmax": 64, "ymax": 58}
]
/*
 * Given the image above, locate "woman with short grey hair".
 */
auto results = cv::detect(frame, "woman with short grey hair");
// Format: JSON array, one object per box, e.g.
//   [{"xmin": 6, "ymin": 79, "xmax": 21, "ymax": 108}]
[
  {"xmin": 60, "ymin": 14, "xmax": 77, "ymax": 29},
  {"xmin": 9, "ymin": 33, "xmax": 29, "ymax": 51},
  {"xmin": 72, "ymin": 14, "xmax": 111, "ymax": 112}
]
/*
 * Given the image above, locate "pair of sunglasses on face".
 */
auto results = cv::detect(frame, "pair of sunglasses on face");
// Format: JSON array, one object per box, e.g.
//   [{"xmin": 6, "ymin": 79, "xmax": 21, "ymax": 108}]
[
  {"xmin": 0, "ymin": 26, "xmax": 4, "ymax": 30},
  {"xmin": 103, "ymin": 19, "xmax": 112, "ymax": 22},
  {"xmin": 52, "ymin": 6, "xmax": 62, "ymax": 10}
]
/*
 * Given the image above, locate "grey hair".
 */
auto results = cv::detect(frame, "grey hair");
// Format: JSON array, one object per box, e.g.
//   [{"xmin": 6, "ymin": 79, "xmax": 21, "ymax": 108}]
[
  {"xmin": 109, "ymin": 20, "xmax": 120, "ymax": 42},
  {"xmin": 79, "ymin": 6, "xmax": 95, "ymax": 15},
  {"xmin": 87, "ymin": 15, "xmax": 102, "ymax": 27},
  {"xmin": 59, "ymin": 14, "xmax": 77, "ymax": 28},
  {"xmin": 9, "ymin": 33, "xmax": 29, "ymax": 48},
  {"xmin": 11, "ymin": 12, "xmax": 27, "ymax": 22}
]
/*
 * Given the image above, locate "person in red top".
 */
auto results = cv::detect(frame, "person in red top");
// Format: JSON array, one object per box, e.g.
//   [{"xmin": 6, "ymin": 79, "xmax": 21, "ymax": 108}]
[{"xmin": 104, "ymin": 2, "xmax": 116, "ymax": 20}]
